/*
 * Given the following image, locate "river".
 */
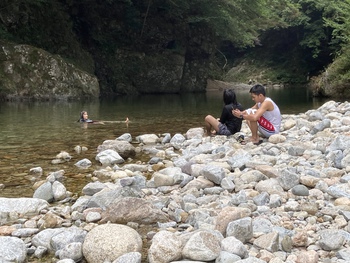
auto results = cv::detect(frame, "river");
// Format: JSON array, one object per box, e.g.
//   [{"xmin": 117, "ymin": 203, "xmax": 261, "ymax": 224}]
[{"xmin": 0, "ymin": 86, "xmax": 334, "ymax": 198}]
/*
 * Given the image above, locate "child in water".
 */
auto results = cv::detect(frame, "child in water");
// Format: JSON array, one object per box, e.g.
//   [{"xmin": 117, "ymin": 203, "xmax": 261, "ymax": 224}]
[
  {"xmin": 78, "ymin": 111, "xmax": 129, "ymax": 124},
  {"xmin": 78, "ymin": 111, "xmax": 93, "ymax": 123}
]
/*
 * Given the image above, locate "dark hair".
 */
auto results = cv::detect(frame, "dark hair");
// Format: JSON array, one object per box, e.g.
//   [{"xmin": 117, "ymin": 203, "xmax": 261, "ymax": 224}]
[
  {"xmin": 223, "ymin": 89, "xmax": 238, "ymax": 105},
  {"xmin": 249, "ymin": 84, "xmax": 266, "ymax": 96},
  {"xmin": 80, "ymin": 111, "xmax": 86, "ymax": 118},
  {"xmin": 78, "ymin": 111, "xmax": 87, "ymax": 122}
]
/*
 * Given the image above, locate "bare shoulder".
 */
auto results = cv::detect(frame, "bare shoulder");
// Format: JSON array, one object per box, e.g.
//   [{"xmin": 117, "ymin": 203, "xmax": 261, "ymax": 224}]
[{"xmin": 261, "ymin": 99, "xmax": 274, "ymax": 111}]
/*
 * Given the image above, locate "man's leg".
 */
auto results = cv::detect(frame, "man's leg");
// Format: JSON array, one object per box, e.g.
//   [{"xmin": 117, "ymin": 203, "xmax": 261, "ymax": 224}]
[
  {"xmin": 246, "ymin": 120, "xmax": 260, "ymax": 143},
  {"xmin": 205, "ymin": 115, "xmax": 219, "ymax": 135}
]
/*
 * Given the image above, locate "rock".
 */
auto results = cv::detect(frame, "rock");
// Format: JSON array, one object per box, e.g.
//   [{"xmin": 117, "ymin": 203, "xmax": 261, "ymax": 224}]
[
  {"xmin": 58, "ymin": 242, "xmax": 83, "ymax": 261},
  {"xmin": 0, "ymin": 40, "xmax": 99, "ymax": 100},
  {"xmin": 95, "ymin": 149, "xmax": 125, "ymax": 166},
  {"xmin": 135, "ymin": 134, "xmax": 159, "ymax": 144},
  {"xmin": 97, "ymin": 140, "xmax": 136, "ymax": 159},
  {"xmin": 253, "ymin": 232, "xmax": 279, "ymax": 252},
  {"xmin": 74, "ymin": 158, "xmax": 92, "ymax": 168},
  {"xmin": 29, "ymin": 166, "xmax": 43, "ymax": 175},
  {"xmin": 0, "ymin": 197, "xmax": 49, "ymax": 225},
  {"xmin": 215, "ymin": 206, "xmax": 251, "ymax": 235},
  {"xmin": 291, "ymin": 184, "xmax": 309, "ymax": 196},
  {"xmin": 0, "ymin": 236, "xmax": 27, "ymax": 263},
  {"xmin": 100, "ymin": 197, "xmax": 169, "ymax": 224},
  {"xmin": 114, "ymin": 252, "xmax": 142, "ymax": 263},
  {"xmin": 148, "ymin": 230, "xmax": 182, "ymax": 263},
  {"xmin": 33, "ymin": 181, "xmax": 54, "ymax": 202},
  {"xmin": 182, "ymin": 230, "xmax": 222, "ymax": 261},
  {"xmin": 82, "ymin": 224, "xmax": 142, "ymax": 263},
  {"xmin": 220, "ymin": 236, "xmax": 248, "ymax": 258},
  {"xmin": 318, "ymin": 229, "xmax": 345, "ymax": 251}
]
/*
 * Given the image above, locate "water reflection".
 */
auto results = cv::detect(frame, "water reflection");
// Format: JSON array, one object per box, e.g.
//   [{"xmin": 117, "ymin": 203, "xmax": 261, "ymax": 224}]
[{"xmin": 0, "ymin": 86, "xmax": 335, "ymax": 198}]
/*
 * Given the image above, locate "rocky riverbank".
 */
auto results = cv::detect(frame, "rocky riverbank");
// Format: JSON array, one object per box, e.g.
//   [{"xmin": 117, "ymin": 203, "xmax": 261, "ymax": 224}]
[{"xmin": 2, "ymin": 100, "xmax": 350, "ymax": 263}]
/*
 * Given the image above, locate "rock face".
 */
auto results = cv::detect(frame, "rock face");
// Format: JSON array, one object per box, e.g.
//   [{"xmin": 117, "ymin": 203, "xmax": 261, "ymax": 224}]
[
  {"xmin": 82, "ymin": 224, "xmax": 142, "ymax": 263},
  {"xmin": 0, "ymin": 40, "xmax": 99, "ymax": 100}
]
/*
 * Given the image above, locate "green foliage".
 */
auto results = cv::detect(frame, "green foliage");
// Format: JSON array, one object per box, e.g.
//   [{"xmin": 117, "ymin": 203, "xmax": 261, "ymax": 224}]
[
  {"xmin": 1, "ymin": 0, "xmax": 350, "ymax": 95},
  {"xmin": 308, "ymin": 0, "xmax": 350, "ymax": 90},
  {"xmin": 322, "ymin": 0, "xmax": 350, "ymax": 47}
]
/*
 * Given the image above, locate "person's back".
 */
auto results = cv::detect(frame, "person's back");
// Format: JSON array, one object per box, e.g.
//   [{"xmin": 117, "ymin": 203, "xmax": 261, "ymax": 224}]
[
  {"xmin": 205, "ymin": 88, "xmax": 243, "ymax": 136},
  {"xmin": 221, "ymin": 103, "xmax": 244, "ymax": 134}
]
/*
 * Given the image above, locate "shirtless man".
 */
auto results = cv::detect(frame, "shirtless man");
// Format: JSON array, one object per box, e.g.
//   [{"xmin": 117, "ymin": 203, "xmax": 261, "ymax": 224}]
[{"xmin": 233, "ymin": 84, "xmax": 281, "ymax": 145}]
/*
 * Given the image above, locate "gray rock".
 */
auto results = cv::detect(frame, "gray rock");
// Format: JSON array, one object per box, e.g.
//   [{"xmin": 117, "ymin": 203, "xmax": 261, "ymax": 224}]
[
  {"xmin": 318, "ymin": 229, "xmax": 345, "ymax": 251},
  {"xmin": 336, "ymin": 248, "xmax": 350, "ymax": 261},
  {"xmin": 291, "ymin": 184, "xmax": 309, "ymax": 196},
  {"xmin": 202, "ymin": 165, "xmax": 225, "ymax": 185},
  {"xmin": 227, "ymin": 149, "xmax": 252, "ymax": 170},
  {"xmin": 221, "ymin": 177, "xmax": 235, "ymax": 192},
  {"xmin": 113, "ymin": 252, "xmax": 142, "ymax": 263},
  {"xmin": 74, "ymin": 158, "xmax": 92, "ymax": 168},
  {"xmin": 221, "ymin": 236, "xmax": 248, "ymax": 259},
  {"xmin": 148, "ymin": 230, "xmax": 182, "ymax": 263},
  {"xmin": 33, "ymin": 181, "xmax": 54, "ymax": 202},
  {"xmin": 170, "ymin": 133, "xmax": 186, "ymax": 149},
  {"xmin": 116, "ymin": 133, "xmax": 133, "ymax": 142},
  {"xmin": 0, "ymin": 197, "xmax": 49, "ymax": 225},
  {"xmin": 82, "ymin": 224, "xmax": 142, "ymax": 263},
  {"xmin": 136, "ymin": 134, "xmax": 159, "ymax": 144},
  {"xmin": 58, "ymin": 242, "xmax": 83, "ymax": 262},
  {"xmin": 95, "ymin": 149, "xmax": 125, "ymax": 166},
  {"xmin": 278, "ymin": 169, "xmax": 299, "ymax": 191},
  {"xmin": 253, "ymin": 232, "xmax": 279, "ymax": 252},
  {"xmin": 215, "ymin": 251, "xmax": 242, "ymax": 263},
  {"xmin": 253, "ymin": 192, "xmax": 270, "ymax": 206},
  {"xmin": 226, "ymin": 217, "xmax": 252, "ymax": 243},
  {"xmin": 101, "ymin": 197, "xmax": 169, "ymax": 224},
  {"xmin": 182, "ymin": 230, "xmax": 222, "ymax": 261},
  {"xmin": 82, "ymin": 181, "xmax": 107, "ymax": 196},
  {"xmin": 34, "ymin": 246, "xmax": 48, "ymax": 258},
  {"xmin": 52, "ymin": 180, "xmax": 67, "ymax": 201},
  {"xmin": 252, "ymin": 218, "xmax": 273, "ymax": 235},
  {"xmin": 0, "ymin": 236, "xmax": 27, "ymax": 263}
]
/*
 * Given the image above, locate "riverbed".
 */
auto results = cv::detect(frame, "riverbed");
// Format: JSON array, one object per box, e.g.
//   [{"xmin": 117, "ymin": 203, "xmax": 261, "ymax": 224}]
[{"xmin": 0, "ymin": 88, "xmax": 332, "ymax": 198}]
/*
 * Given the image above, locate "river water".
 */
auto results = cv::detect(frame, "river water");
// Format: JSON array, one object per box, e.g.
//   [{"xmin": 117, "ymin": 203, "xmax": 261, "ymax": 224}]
[{"xmin": 0, "ymin": 87, "xmax": 334, "ymax": 198}]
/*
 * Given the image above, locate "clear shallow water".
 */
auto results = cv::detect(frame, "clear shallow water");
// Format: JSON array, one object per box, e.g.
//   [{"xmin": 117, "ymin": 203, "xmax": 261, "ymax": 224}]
[{"xmin": 0, "ymin": 87, "xmax": 333, "ymax": 197}]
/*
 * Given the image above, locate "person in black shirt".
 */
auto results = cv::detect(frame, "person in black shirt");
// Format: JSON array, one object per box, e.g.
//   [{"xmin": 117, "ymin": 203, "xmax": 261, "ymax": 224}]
[{"xmin": 204, "ymin": 89, "xmax": 244, "ymax": 136}]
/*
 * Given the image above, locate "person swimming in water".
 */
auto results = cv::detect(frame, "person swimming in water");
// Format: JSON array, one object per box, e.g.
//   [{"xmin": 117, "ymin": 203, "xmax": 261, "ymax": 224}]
[
  {"xmin": 78, "ymin": 111, "xmax": 94, "ymax": 123},
  {"xmin": 78, "ymin": 111, "xmax": 129, "ymax": 124}
]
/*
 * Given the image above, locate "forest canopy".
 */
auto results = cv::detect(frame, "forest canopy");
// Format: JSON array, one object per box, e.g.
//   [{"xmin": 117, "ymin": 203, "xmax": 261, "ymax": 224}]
[{"xmin": 0, "ymin": 0, "xmax": 349, "ymax": 96}]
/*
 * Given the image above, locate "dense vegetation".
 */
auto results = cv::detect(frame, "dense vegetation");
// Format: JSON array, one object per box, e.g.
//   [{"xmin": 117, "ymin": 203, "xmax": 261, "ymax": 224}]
[{"xmin": 0, "ymin": 0, "xmax": 349, "ymax": 96}]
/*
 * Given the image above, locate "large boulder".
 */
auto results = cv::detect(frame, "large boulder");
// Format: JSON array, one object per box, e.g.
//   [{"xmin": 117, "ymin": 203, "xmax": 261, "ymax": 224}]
[
  {"xmin": 97, "ymin": 140, "xmax": 136, "ymax": 159},
  {"xmin": 82, "ymin": 224, "xmax": 142, "ymax": 263},
  {"xmin": 0, "ymin": 40, "xmax": 99, "ymax": 100},
  {"xmin": 100, "ymin": 197, "xmax": 169, "ymax": 224}
]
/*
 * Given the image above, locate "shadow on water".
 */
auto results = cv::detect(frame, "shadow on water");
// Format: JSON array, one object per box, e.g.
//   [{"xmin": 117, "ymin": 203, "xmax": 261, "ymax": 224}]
[{"xmin": 0, "ymin": 86, "xmax": 338, "ymax": 197}]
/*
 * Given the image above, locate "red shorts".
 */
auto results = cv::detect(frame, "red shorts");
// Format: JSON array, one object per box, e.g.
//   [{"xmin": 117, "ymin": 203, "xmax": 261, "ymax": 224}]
[{"xmin": 258, "ymin": 116, "xmax": 276, "ymax": 137}]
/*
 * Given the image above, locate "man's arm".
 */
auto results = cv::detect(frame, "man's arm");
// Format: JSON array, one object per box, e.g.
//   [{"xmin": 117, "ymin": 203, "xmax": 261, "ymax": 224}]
[{"xmin": 233, "ymin": 101, "xmax": 273, "ymax": 121}]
